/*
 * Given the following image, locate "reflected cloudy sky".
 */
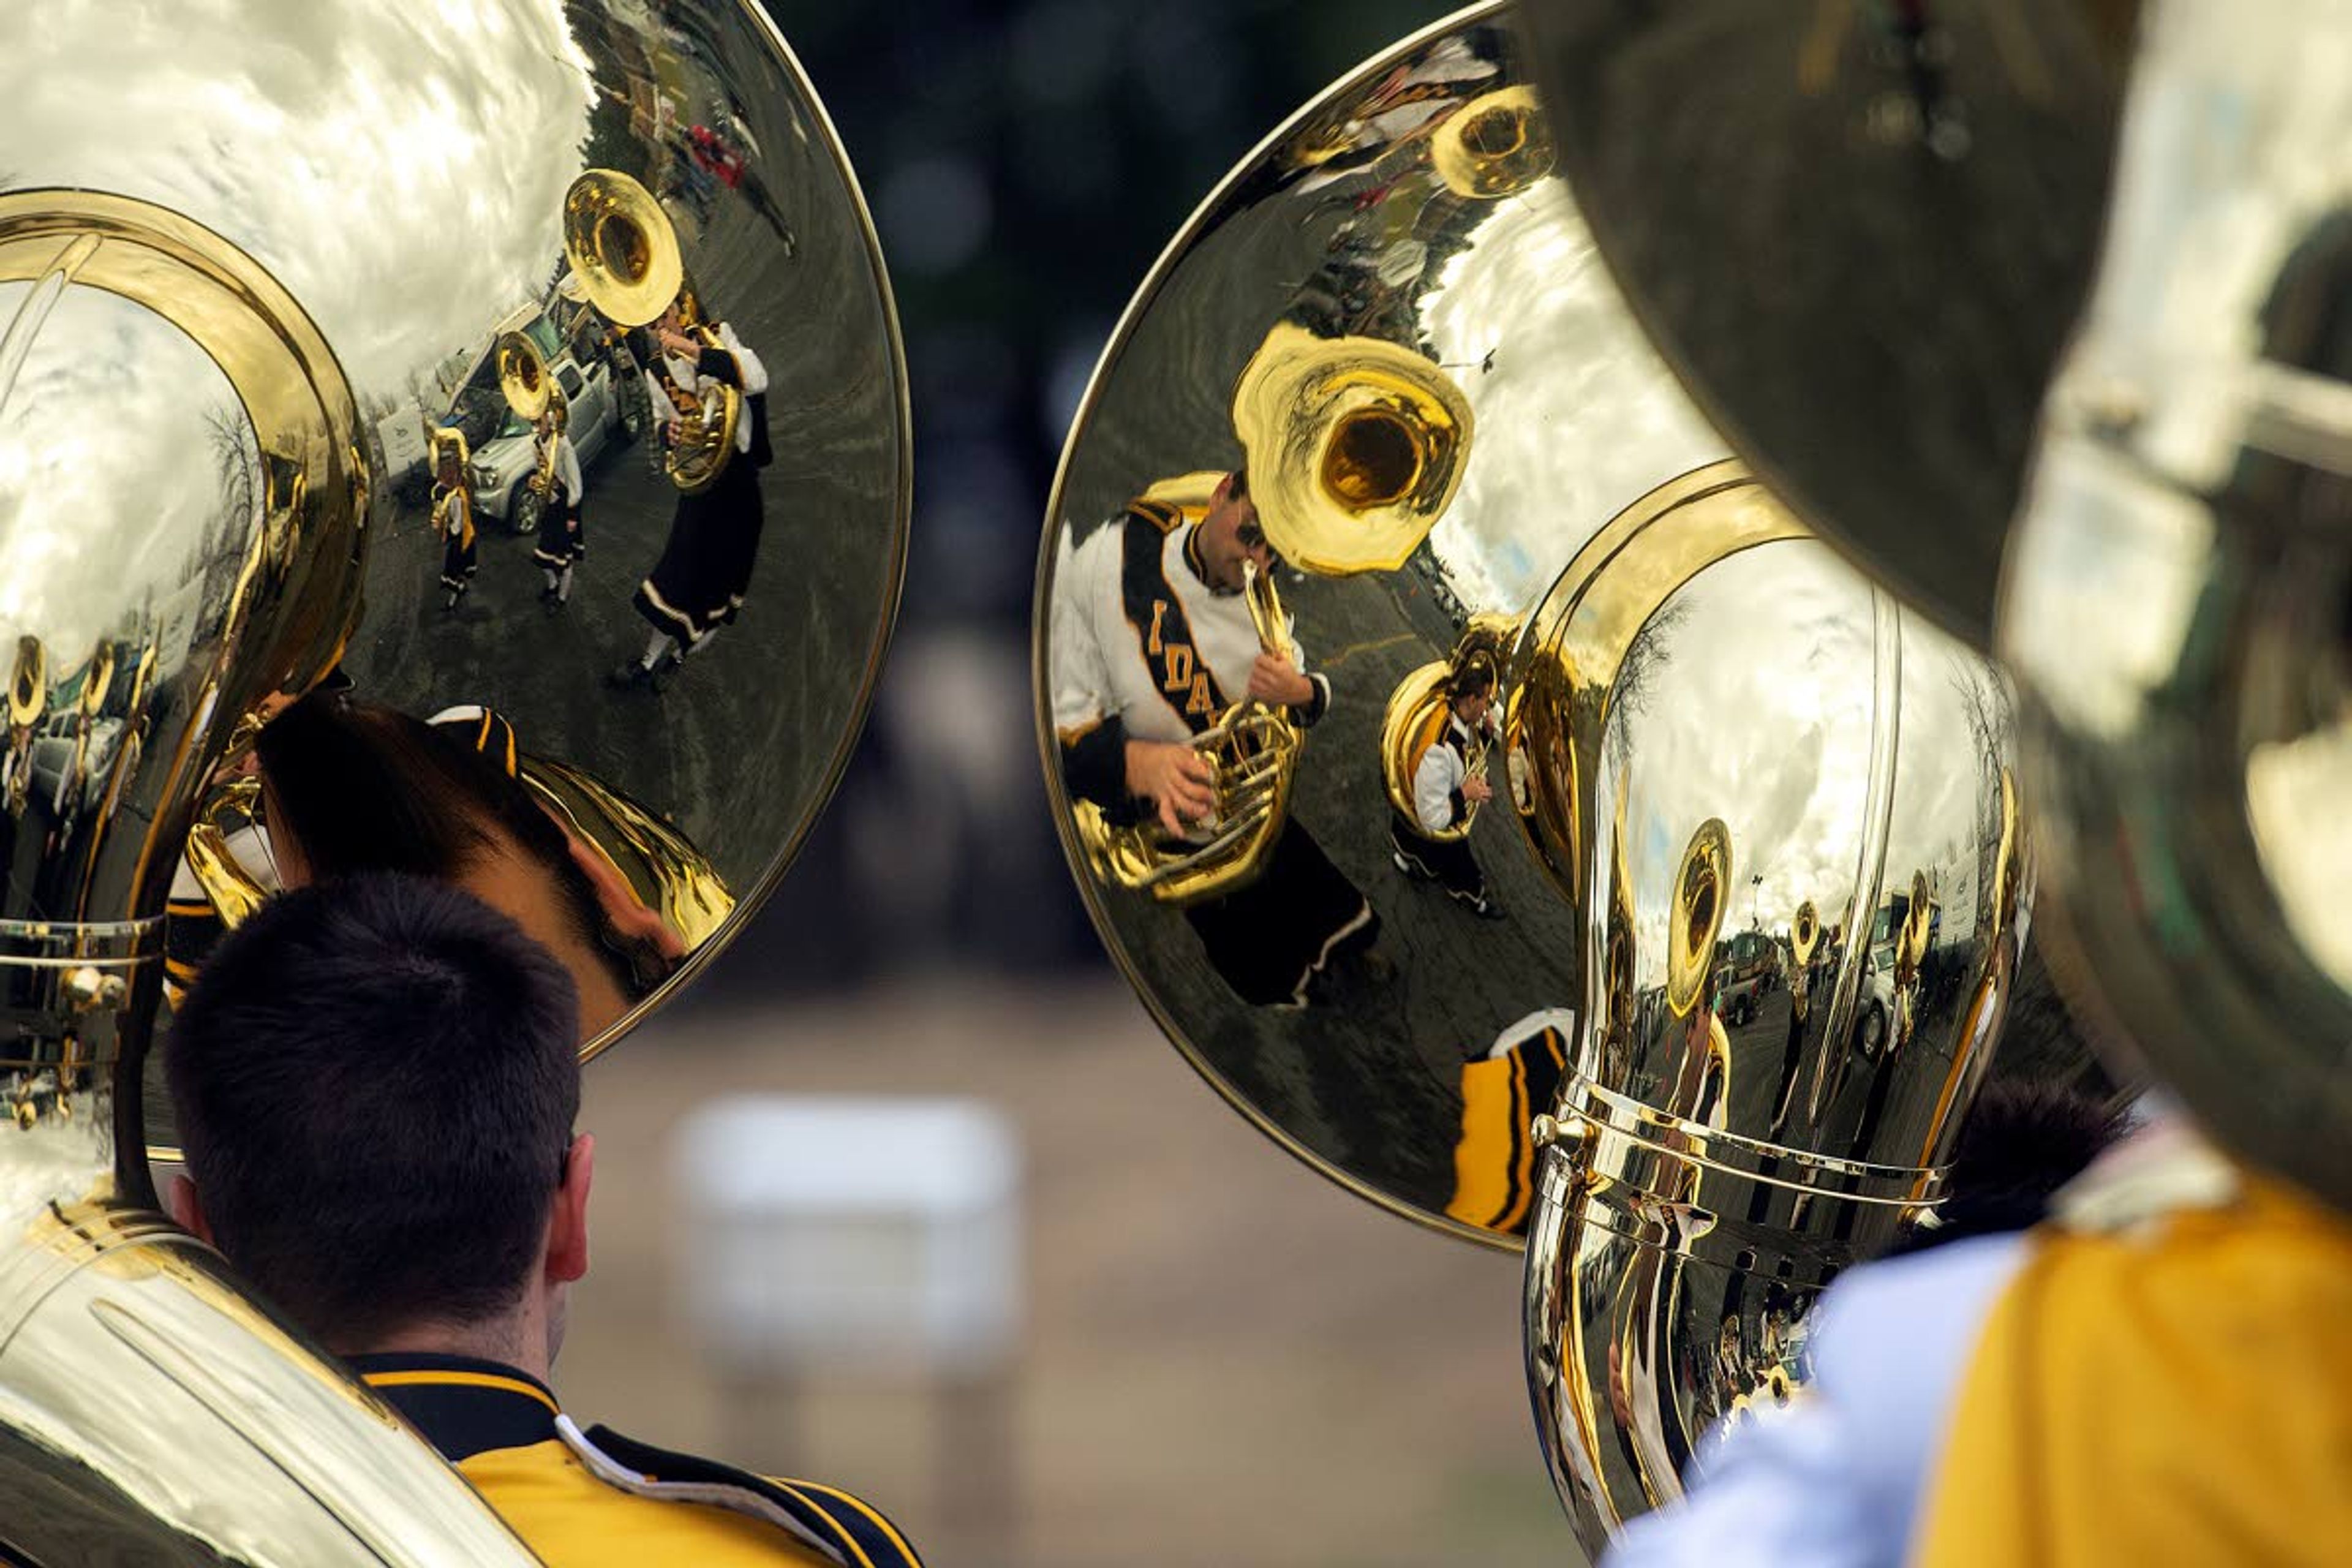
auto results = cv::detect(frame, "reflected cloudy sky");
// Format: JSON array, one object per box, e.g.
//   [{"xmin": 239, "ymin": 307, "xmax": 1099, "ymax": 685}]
[
  {"xmin": 2, "ymin": 0, "xmax": 594, "ymax": 402},
  {"xmin": 1420, "ymin": 178, "xmax": 1726, "ymax": 614},
  {"xmin": 0, "ymin": 285, "xmax": 250, "ymax": 666},
  {"xmin": 1, "ymin": 0, "xmax": 596, "ymax": 681},
  {"xmin": 1601, "ymin": 541, "xmax": 2001, "ymax": 988}
]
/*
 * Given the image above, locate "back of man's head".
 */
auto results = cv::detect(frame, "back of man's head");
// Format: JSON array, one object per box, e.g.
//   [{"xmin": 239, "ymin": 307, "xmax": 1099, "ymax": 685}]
[{"xmin": 167, "ymin": 872, "xmax": 581, "ymax": 1350}]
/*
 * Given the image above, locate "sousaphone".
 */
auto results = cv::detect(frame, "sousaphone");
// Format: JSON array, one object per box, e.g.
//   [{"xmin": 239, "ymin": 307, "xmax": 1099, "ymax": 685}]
[
  {"xmin": 0, "ymin": 2, "xmax": 907, "ymax": 1561},
  {"xmin": 1034, "ymin": 7, "xmax": 2076, "ymax": 1556},
  {"xmin": 1523, "ymin": 0, "xmax": 2352, "ymax": 1219}
]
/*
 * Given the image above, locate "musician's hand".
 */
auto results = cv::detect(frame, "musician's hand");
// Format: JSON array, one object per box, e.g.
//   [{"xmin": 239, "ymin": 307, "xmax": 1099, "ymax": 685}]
[
  {"xmin": 1248, "ymin": 653, "xmax": 1314, "ymax": 708},
  {"xmin": 657, "ymin": 328, "xmax": 701, "ymax": 361},
  {"xmin": 1462, "ymin": 774, "xmax": 1494, "ymax": 805},
  {"xmin": 1126, "ymin": 739, "xmax": 1215, "ymax": 837}
]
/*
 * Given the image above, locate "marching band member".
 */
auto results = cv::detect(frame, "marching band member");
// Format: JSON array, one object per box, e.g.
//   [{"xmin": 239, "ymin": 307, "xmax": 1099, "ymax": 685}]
[
  {"xmin": 1389, "ymin": 659, "xmax": 1503, "ymax": 918},
  {"xmin": 530, "ymin": 410, "xmax": 587, "ymax": 611},
  {"xmin": 1051, "ymin": 467, "xmax": 1381, "ymax": 1008},
  {"xmin": 612, "ymin": 292, "xmax": 771, "ymax": 690},
  {"xmin": 431, "ymin": 429, "xmax": 479, "ymax": 613},
  {"xmin": 165, "ymin": 873, "xmax": 922, "ymax": 1567}
]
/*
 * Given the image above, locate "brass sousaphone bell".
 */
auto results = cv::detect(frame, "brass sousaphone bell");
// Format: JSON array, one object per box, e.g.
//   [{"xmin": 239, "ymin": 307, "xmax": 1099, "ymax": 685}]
[
  {"xmin": 562, "ymin": 168, "xmax": 739, "ymax": 496},
  {"xmin": 494, "ymin": 327, "xmax": 570, "ymax": 499},
  {"xmin": 1036, "ymin": 8, "xmax": 2060, "ymax": 1559},
  {"xmin": 0, "ymin": 2, "xmax": 908, "ymax": 1560}
]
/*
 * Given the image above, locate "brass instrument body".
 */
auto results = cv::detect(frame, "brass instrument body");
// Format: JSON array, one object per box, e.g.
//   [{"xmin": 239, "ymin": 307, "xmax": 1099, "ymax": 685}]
[
  {"xmin": 1515, "ymin": 470, "xmax": 2031, "ymax": 1548},
  {"xmin": 1036, "ymin": 7, "xmax": 2054, "ymax": 1556},
  {"xmin": 1, "ymin": 1, "xmax": 908, "ymax": 1559},
  {"xmin": 1527, "ymin": 0, "xmax": 2352, "ymax": 1217}
]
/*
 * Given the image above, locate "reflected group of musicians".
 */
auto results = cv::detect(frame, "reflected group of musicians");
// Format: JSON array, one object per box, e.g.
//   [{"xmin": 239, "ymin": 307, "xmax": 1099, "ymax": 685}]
[{"xmin": 424, "ymin": 281, "xmax": 768, "ymax": 698}]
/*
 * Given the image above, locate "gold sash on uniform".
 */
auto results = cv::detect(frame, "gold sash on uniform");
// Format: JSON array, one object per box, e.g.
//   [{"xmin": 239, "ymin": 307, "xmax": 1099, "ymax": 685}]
[{"xmin": 1914, "ymin": 1175, "xmax": 2352, "ymax": 1566}]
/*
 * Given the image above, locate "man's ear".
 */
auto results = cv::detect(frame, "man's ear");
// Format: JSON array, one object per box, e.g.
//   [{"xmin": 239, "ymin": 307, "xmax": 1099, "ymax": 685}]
[
  {"xmin": 166, "ymin": 1172, "xmax": 214, "ymax": 1245},
  {"xmin": 547, "ymin": 1133, "xmax": 594, "ymax": 1285}
]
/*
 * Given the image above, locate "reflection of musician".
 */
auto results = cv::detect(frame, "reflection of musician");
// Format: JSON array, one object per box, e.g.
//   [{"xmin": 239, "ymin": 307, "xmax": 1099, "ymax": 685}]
[
  {"xmin": 165, "ymin": 876, "xmax": 922, "ymax": 1568},
  {"xmin": 431, "ymin": 433, "xmax": 478, "ymax": 613},
  {"xmin": 529, "ymin": 413, "xmax": 586, "ymax": 611},
  {"xmin": 1390, "ymin": 662, "xmax": 1502, "ymax": 918},
  {"xmin": 612, "ymin": 298, "xmax": 771, "ymax": 689},
  {"xmin": 1052, "ymin": 469, "xmax": 1379, "ymax": 1008},
  {"xmin": 1446, "ymin": 1008, "xmax": 1572, "ymax": 1234}
]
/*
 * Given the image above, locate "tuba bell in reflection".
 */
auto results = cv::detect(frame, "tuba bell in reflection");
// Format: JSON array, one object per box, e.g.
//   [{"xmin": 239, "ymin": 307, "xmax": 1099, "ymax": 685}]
[{"xmin": 562, "ymin": 169, "xmax": 738, "ymax": 496}]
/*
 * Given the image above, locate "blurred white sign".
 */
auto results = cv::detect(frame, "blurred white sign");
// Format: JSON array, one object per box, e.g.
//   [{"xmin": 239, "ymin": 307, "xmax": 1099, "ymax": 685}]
[{"xmin": 674, "ymin": 1096, "xmax": 1023, "ymax": 1379}]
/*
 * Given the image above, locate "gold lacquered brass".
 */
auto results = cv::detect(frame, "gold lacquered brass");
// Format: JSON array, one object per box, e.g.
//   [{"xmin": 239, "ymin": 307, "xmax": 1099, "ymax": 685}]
[
  {"xmin": 1232, "ymin": 322, "xmax": 1472, "ymax": 575},
  {"xmin": 1, "ymin": 2, "xmax": 907, "ymax": 1559},
  {"xmin": 1036, "ymin": 6, "xmax": 2052, "ymax": 1555},
  {"xmin": 561, "ymin": 169, "xmax": 739, "ymax": 496}
]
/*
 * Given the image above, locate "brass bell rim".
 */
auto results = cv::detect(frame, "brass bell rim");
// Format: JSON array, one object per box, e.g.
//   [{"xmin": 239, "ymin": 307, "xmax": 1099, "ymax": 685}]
[
  {"xmin": 1231, "ymin": 322, "xmax": 1473, "ymax": 576},
  {"xmin": 561, "ymin": 168, "xmax": 682, "ymax": 328}
]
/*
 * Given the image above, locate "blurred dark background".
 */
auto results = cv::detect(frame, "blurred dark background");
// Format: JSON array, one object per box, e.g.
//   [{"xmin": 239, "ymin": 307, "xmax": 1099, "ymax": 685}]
[{"xmin": 715, "ymin": 0, "xmax": 1456, "ymax": 992}]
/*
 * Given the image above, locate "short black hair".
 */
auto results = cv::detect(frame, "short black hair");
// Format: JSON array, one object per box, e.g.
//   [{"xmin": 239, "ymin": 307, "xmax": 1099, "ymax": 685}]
[
  {"xmin": 167, "ymin": 872, "xmax": 581, "ymax": 1348},
  {"xmin": 1226, "ymin": 465, "xmax": 1250, "ymax": 502}
]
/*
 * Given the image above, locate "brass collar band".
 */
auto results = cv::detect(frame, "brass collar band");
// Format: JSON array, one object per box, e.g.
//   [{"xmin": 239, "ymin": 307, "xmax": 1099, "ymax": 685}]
[{"xmin": 1538, "ymin": 1074, "xmax": 1939, "ymax": 1275}]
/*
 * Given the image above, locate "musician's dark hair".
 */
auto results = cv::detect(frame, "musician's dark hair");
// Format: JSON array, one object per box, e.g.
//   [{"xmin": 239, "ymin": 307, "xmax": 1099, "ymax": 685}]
[
  {"xmin": 1449, "ymin": 659, "xmax": 1496, "ymax": 703},
  {"xmin": 1226, "ymin": 465, "xmax": 1250, "ymax": 503},
  {"xmin": 167, "ymin": 873, "xmax": 579, "ymax": 1348},
  {"xmin": 254, "ymin": 692, "xmax": 668, "ymax": 1001}
]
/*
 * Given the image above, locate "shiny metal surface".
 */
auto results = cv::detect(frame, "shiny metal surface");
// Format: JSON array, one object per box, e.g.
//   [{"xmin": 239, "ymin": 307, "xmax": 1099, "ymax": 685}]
[
  {"xmin": 1518, "ymin": 492, "xmax": 2030, "ymax": 1547},
  {"xmin": 1998, "ymin": 0, "xmax": 2352, "ymax": 1213},
  {"xmin": 0, "ymin": 2, "xmax": 903, "ymax": 1560},
  {"xmin": 1041, "ymin": 7, "xmax": 1732, "ymax": 1249},
  {"xmin": 1035, "ymin": 6, "xmax": 2043, "ymax": 1552},
  {"xmin": 1520, "ymin": 0, "xmax": 2137, "ymax": 647}
]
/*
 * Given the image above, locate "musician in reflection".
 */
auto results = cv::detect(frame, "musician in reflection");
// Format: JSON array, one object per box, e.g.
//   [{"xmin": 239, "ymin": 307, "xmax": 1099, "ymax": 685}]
[
  {"xmin": 529, "ymin": 409, "xmax": 586, "ymax": 612},
  {"xmin": 610, "ymin": 289, "xmax": 771, "ymax": 691},
  {"xmin": 431, "ymin": 429, "xmax": 479, "ymax": 614},
  {"xmin": 164, "ymin": 874, "xmax": 923, "ymax": 1567},
  {"xmin": 1051, "ymin": 467, "xmax": 1381, "ymax": 1008},
  {"xmin": 1389, "ymin": 658, "xmax": 1503, "ymax": 919}
]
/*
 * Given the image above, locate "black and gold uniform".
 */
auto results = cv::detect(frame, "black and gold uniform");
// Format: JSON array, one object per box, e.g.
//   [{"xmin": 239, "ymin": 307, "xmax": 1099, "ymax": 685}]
[
  {"xmin": 435, "ymin": 478, "xmax": 480, "ymax": 609},
  {"xmin": 1051, "ymin": 497, "xmax": 1378, "ymax": 1008},
  {"xmin": 1444, "ymin": 1008, "xmax": 1572, "ymax": 1235},
  {"xmin": 632, "ymin": 323, "xmax": 771, "ymax": 650},
  {"xmin": 352, "ymin": 1354, "xmax": 922, "ymax": 1568}
]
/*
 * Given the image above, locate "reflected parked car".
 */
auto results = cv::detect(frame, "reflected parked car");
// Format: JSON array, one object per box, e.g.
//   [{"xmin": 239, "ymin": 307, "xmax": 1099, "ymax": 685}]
[{"xmin": 449, "ymin": 311, "xmax": 630, "ymax": 535}]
